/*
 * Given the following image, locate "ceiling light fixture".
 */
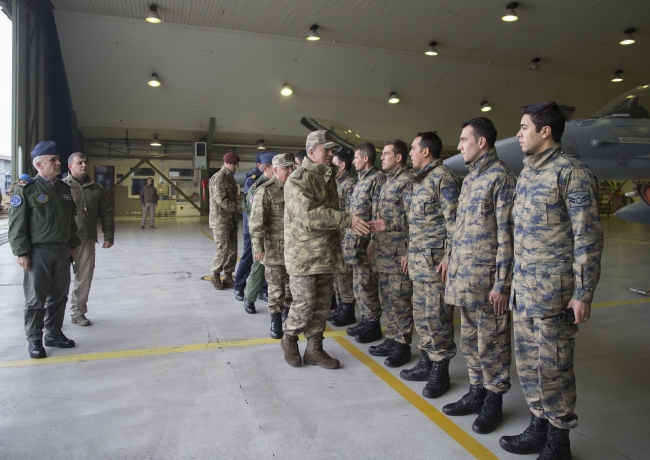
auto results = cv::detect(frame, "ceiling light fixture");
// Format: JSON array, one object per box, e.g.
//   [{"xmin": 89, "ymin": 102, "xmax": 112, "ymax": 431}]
[
  {"xmin": 620, "ymin": 28, "xmax": 636, "ymax": 45},
  {"xmin": 425, "ymin": 41, "xmax": 438, "ymax": 56},
  {"xmin": 502, "ymin": 2, "xmax": 519, "ymax": 22},
  {"xmin": 257, "ymin": 139, "xmax": 266, "ymax": 149},
  {"xmin": 480, "ymin": 101, "xmax": 492, "ymax": 112},
  {"xmin": 148, "ymin": 73, "xmax": 161, "ymax": 87},
  {"xmin": 281, "ymin": 84, "xmax": 293, "ymax": 96},
  {"xmin": 530, "ymin": 58, "xmax": 540, "ymax": 70},
  {"xmin": 388, "ymin": 92, "xmax": 400, "ymax": 104},
  {"xmin": 612, "ymin": 70, "xmax": 623, "ymax": 82},
  {"xmin": 307, "ymin": 24, "xmax": 320, "ymax": 41},
  {"xmin": 150, "ymin": 134, "xmax": 162, "ymax": 146},
  {"xmin": 146, "ymin": 4, "xmax": 162, "ymax": 24}
]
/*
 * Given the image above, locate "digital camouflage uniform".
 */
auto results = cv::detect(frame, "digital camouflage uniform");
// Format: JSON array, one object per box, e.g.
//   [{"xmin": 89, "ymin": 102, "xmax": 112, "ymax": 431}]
[
  {"xmin": 333, "ymin": 171, "xmax": 357, "ymax": 305},
  {"xmin": 283, "ymin": 157, "xmax": 352, "ymax": 338},
  {"xmin": 249, "ymin": 176, "xmax": 291, "ymax": 314},
  {"xmin": 372, "ymin": 164, "xmax": 415, "ymax": 344},
  {"xmin": 407, "ymin": 159, "xmax": 460, "ymax": 361},
  {"xmin": 511, "ymin": 142, "xmax": 603, "ymax": 430},
  {"xmin": 243, "ymin": 175, "xmax": 269, "ymax": 301},
  {"xmin": 445, "ymin": 149, "xmax": 516, "ymax": 394},
  {"xmin": 209, "ymin": 165, "xmax": 240, "ymax": 275},
  {"xmin": 342, "ymin": 167, "xmax": 385, "ymax": 322}
]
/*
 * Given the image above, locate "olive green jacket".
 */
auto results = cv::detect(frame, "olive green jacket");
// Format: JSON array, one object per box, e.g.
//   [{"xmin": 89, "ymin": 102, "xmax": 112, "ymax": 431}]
[{"xmin": 62, "ymin": 175, "xmax": 115, "ymax": 242}]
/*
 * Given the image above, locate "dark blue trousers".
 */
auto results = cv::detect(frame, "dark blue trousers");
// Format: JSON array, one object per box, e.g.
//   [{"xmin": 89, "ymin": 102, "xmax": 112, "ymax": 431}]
[{"xmin": 234, "ymin": 233, "xmax": 267, "ymax": 293}]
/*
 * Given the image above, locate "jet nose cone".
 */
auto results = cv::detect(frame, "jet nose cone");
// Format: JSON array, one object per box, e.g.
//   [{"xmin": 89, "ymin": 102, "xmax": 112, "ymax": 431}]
[
  {"xmin": 443, "ymin": 153, "xmax": 468, "ymax": 177},
  {"xmin": 614, "ymin": 201, "xmax": 650, "ymax": 225}
]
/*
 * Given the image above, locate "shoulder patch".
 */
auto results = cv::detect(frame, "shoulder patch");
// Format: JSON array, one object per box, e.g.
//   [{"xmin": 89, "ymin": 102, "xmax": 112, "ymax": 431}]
[
  {"xmin": 249, "ymin": 195, "xmax": 255, "ymax": 203},
  {"xmin": 568, "ymin": 191, "xmax": 591, "ymax": 208},
  {"xmin": 10, "ymin": 195, "xmax": 22, "ymax": 207},
  {"xmin": 442, "ymin": 186, "xmax": 459, "ymax": 203}
]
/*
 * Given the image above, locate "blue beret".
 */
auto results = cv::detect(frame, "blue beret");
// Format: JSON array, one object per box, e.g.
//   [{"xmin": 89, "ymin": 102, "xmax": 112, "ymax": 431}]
[
  {"xmin": 19, "ymin": 174, "xmax": 31, "ymax": 180},
  {"xmin": 260, "ymin": 152, "xmax": 277, "ymax": 164},
  {"xmin": 31, "ymin": 141, "xmax": 57, "ymax": 159}
]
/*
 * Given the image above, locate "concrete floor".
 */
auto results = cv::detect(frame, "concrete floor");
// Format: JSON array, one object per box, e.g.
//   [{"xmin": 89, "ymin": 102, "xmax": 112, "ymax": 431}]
[{"xmin": 0, "ymin": 215, "xmax": 648, "ymax": 460}]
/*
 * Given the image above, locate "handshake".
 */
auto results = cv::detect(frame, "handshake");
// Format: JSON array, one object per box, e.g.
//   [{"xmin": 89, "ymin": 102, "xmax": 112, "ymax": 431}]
[{"xmin": 350, "ymin": 213, "xmax": 388, "ymax": 236}]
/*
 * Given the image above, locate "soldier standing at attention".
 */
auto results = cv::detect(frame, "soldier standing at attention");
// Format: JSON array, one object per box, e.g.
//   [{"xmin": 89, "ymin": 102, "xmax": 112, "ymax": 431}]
[
  {"xmin": 442, "ymin": 118, "xmax": 516, "ymax": 434},
  {"xmin": 500, "ymin": 102, "xmax": 603, "ymax": 460},
  {"xmin": 329, "ymin": 148, "xmax": 358, "ymax": 326},
  {"xmin": 343, "ymin": 142, "xmax": 386, "ymax": 343},
  {"xmin": 366, "ymin": 139, "xmax": 415, "ymax": 368},
  {"xmin": 249, "ymin": 153, "xmax": 295, "ymax": 337},
  {"xmin": 139, "ymin": 177, "xmax": 158, "ymax": 229},
  {"xmin": 8, "ymin": 141, "xmax": 80, "ymax": 359},
  {"xmin": 209, "ymin": 152, "xmax": 242, "ymax": 290},
  {"xmin": 281, "ymin": 130, "xmax": 369, "ymax": 369},
  {"xmin": 399, "ymin": 132, "xmax": 460, "ymax": 399},
  {"xmin": 63, "ymin": 152, "xmax": 115, "ymax": 327}
]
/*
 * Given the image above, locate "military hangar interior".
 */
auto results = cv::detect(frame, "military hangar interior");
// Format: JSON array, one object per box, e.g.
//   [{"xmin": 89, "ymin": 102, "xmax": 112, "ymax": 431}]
[{"xmin": 0, "ymin": 0, "xmax": 649, "ymax": 458}]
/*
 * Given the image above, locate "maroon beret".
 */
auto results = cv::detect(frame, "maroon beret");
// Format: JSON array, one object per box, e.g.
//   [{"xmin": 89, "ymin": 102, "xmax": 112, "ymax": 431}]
[{"xmin": 223, "ymin": 152, "xmax": 240, "ymax": 164}]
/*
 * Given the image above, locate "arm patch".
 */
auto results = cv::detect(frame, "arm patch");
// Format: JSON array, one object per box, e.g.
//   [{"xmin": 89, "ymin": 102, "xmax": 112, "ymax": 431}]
[
  {"xmin": 442, "ymin": 186, "xmax": 458, "ymax": 203},
  {"xmin": 568, "ymin": 191, "xmax": 591, "ymax": 208},
  {"xmin": 10, "ymin": 195, "xmax": 22, "ymax": 207}
]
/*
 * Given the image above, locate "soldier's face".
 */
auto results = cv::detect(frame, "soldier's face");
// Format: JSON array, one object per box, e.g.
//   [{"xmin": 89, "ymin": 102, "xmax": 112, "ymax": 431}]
[
  {"xmin": 273, "ymin": 165, "xmax": 293, "ymax": 183},
  {"xmin": 517, "ymin": 114, "xmax": 548, "ymax": 155},
  {"xmin": 147, "ymin": 179, "xmax": 153, "ymax": 186},
  {"xmin": 309, "ymin": 145, "xmax": 333, "ymax": 166},
  {"xmin": 69, "ymin": 156, "xmax": 88, "ymax": 179},
  {"xmin": 409, "ymin": 137, "xmax": 427, "ymax": 170},
  {"xmin": 37, "ymin": 155, "xmax": 61, "ymax": 178},
  {"xmin": 332, "ymin": 155, "xmax": 345, "ymax": 177},
  {"xmin": 458, "ymin": 125, "xmax": 484, "ymax": 164},
  {"xmin": 381, "ymin": 145, "xmax": 400, "ymax": 172},
  {"xmin": 352, "ymin": 150, "xmax": 368, "ymax": 171},
  {"xmin": 225, "ymin": 162, "xmax": 239, "ymax": 173}
]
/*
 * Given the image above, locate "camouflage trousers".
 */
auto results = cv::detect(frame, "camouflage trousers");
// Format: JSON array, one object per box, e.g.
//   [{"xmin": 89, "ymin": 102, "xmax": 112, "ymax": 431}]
[
  {"xmin": 513, "ymin": 312, "xmax": 579, "ymax": 430},
  {"xmin": 265, "ymin": 265, "xmax": 292, "ymax": 314},
  {"xmin": 333, "ymin": 265, "xmax": 355, "ymax": 304},
  {"xmin": 378, "ymin": 272, "xmax": 413, "ymax": 344},
  {"xmin": 353, "ymin": 259, "xmax": 381, "ymax": 322},
  {"xmin": 283, "ymin": 274, "xmax": 333, "ymax": 338},
  {"xmin": 212, "ymin": 226, "xmax": 238, "ymax": 275},
  {"xmin": 460, "ymin": 305, "xmax": 512, "ymax": 394},
  {"xmin": 412, "ymin": 281, "xmax": 456, "ymax": 361}
]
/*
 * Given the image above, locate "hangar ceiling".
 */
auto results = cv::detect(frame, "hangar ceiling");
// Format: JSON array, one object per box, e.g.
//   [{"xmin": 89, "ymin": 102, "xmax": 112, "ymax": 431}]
[{"xmin": 51, "ymin": 0, "xmax": 650, "ymax": 152}]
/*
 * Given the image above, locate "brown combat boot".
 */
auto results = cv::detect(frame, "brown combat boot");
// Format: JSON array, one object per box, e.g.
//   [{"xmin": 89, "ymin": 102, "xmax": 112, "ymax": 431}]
[
  {"xmin": 281, "ymin": 334, "xmax": 302, "ymax": 367},
  {"xmin": 222, "ymin": 273, "xmax": 235, "ymax": 289},
  {"xmin": 211, "ymin": 272, "xmax": 224, "ymax": 290},
  {"xmin": 304, "ymin": 334, "xmax": 340, "ymax": 369}
]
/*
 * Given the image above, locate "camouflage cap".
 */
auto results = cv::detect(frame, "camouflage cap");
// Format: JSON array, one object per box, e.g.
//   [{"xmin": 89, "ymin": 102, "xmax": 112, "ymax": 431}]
[
  {"xmin": 306, "ymin": 130, "xmax": 339, "ymax": 149},
  {"xmin": 272, "ymin": 153, "xmax": 295, "ymax": 167}
]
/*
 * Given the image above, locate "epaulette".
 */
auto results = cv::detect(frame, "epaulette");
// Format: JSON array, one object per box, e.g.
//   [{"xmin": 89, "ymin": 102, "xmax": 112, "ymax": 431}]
[{"xmin": 251, "ymin": 174, "xmax": 258, "ymax": 180}]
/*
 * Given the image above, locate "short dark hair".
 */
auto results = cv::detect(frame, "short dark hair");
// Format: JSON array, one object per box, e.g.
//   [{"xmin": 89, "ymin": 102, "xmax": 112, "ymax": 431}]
[
  {"xmin": 295, "ymin": 150, "xmax": 307, "ymax": 163},
  {"xmin": 416, "ymin": 132, "xmax": 442, "ymax": 158},
  {"xmin": 354, "ymin": 142, "xmax": 376, "ymax": 164},
  {"xmin": 384, "ymin": 139, "xmax": 408, "ymax": 164},
  {"xmin": 461, "ymin": 117, "xmax": 498, "ymax": 148},
  {"xmin": 520, "ymin": 101, "xmax": 565, "ymax": 143},
  {"xmin": 333, "ymin": 147, "xmax": 354, "ymax": 172}
]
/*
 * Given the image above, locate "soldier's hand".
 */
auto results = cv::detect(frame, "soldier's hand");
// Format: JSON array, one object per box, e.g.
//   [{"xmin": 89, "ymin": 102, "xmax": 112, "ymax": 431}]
[
  {"xmin": 489, "ymin": 290, "xmax": 509, "ymax": 315},
  {"xmin": 568, "ymin": 299, "xmax": 591, "ymax": 324},
  {"xmin": 436, "ymin": 261, "xmax": 449, "ymax": 284},
  {"xmin": 254, "ymin": 252, "xmax": 264, "ymax": 261},
  {"xmin": 366, "ymin": 245, "xmax": 374, "ymax": 264},
  {"xmin": 102, "ymin": 241, "xmax": 114, "ymax": 249},
  {"xmin": 400, "ymin": 256, "xmax": 409, "ymax": 275},
  {"xmin": 70, "ymin": 248, "xmax": 78, "ymax": 263},
  {"xmin": 351, "ymin": 213, "xmax": 370, "ymax": 236},
  {"xmin": 17, "ymin": 256, "xmax": 30, "ymax": 271},
  {"xmin": 368, "ymin": 212, "xmax": 387, "ymax": 233}
]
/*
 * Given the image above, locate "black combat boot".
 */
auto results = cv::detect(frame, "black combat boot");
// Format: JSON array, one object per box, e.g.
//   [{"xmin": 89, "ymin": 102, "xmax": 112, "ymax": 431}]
[
  {"xmin": 257, "ymin": 291, "xmax": 268, "ymax": 302},
  {"xmin": 472, "ymin": 390, "xmax": 503, "ymax": 434},
  {"xmin": 234, "ymin": 290, "xmax": 244, "ymax": 301},
  {"xmin": 327, "ymin": 297, "xmax": 343, "ymax": 321},
  {"xmin": 422, "ymin": 359, "xmax": 450, "ymax": 399},
  {"xmin": 244, "ymin": 296, "xmax": 256, "ymax": 314},
  {"xmin": 330, "ymin": 294, "xmax": 337, "ymax": 310},
  {"xmin": 331, "ymin": 303, "xmax": 356, "ymax": 327},
  {"xmin": 28, "ymin": 339, "xmax": 46, "ymax": 359},
  {"xmin": 499, "ymin": 413, "xmax": 549, "ymax": 455},
  {"xmin": 443, "ymin": 384, "xmax": 487, "ymax": 416},
  {"xmin": 282, "ymin": 306, "xmax": 290, "ymax": 322},
  {"xmin": 355, "ymin": 319, "xmax": 381, "ymax": 343},
  {"xmin": 346, "ymin": 317, "xmax": 368, "ymax": 336},
  {"xmin": 368, "ymin": 338, "xmax": 397, "ymax": 356},
  {"xmin": 270, "ymin": 313, "xmax": 283, "ymax": 339},
  {"xmin": 384, "ymin": 342, "xmax": 411, "ymax": 368},
  {"xmin": 537, "ymin": 425, "xmax": 571, "ymax": 460},
  {"xmin": 399, "ymin": 350, "xmax": 432, "ymax": 381}
]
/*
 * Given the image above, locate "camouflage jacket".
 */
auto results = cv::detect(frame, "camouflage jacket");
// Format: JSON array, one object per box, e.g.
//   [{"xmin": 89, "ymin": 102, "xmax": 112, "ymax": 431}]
[
  {"xmin": 372, "ymin": 164, "xmax": 415, "ymax": 274},
  {"xmin": 336, "ymin": 171, "xmax": 358, "ymax": 213},
  {"xmin": 445, "ymin": 149, "xmax": 516, "ymax": 307},
  {"xmin": 209, "ymin": 165, "xmax": 240, "ymax": 229},
  {"xmin": 407, "ymin": 159, "xmax": 461, "ymax": 286},
  {"xmin": 342, "ymin": 166, "xmax": 385, "ymax": 266},
  {"xmin": 249, "ymin": 176, "xmax": 286, "ymax": 266},
  {"xmin": 283, "ymin": 157, "xmax": 352, "ymax": 276},
  {"xmin": 243, "ymin": 174, "xmax": 269, "ymax": 217},
  {"xmin": 511, "ymin": 143, "xmax": 603, "ymax": 317}
]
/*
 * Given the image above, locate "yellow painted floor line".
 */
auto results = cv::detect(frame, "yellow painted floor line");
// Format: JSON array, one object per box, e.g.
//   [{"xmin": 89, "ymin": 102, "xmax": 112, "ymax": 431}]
[
  {"xmin": 592, "ymin": 297, "xmax": 650, "ymax": 308},
  {"xmin": 333, "ymin": 335, "xmax": 498, "ymax": 460},
  {"xmin": 193, "ymin": 222, "xmax": 214, "ymax": 241}
]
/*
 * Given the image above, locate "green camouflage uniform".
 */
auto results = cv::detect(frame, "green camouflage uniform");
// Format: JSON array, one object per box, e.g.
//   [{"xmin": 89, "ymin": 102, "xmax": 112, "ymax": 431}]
[
  {"xmin": 243, "ymin": 175, "xmax": 269, "ymax": 301},
  {"xmin": 407, "ymin": 159, "xmax": 460, "ymax": 361},
  {"xmin": 445, "ymin": 149, "xmax": 516, "ymax": 394},
  {"xmin": 249, "ymin": 176, "xmax": 291, "ymax": 314},
  {"xmin": 372, "ymin": 164, "xmax": 415, "ymax": 344},
  {"xmin": 342, "ymin": 166, "xmax": 385, "ymax": 322},
  {"xmin": 511, "ymin": 142, "xmax": 603, "ymax": 430},
  {"xmin": 209, "ymin": 166, "xmax": 240, "ymax": 275},
  {"xmin": 283, "ymin": 157, "xmax": 352, "ymax": 338},
  {"xmin": 333, "ymin": 171, "xmax": 357, "ymax": 304}
]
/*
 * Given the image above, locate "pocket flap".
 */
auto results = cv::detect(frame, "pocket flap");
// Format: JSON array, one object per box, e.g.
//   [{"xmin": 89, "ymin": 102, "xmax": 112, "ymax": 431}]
[{"xmin": 531, "ymin": 189, "xmax": 559, "ymax": 204}]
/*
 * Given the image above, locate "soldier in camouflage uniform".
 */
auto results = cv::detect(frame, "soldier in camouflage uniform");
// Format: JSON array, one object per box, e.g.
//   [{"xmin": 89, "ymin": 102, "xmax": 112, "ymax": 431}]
[
  {"xmin": 329, "ymin": 148, "xmax": 357, "ymax": 326},
  {"xmin": 281, "ymin": 130, "xmax": 369, "ymax": 369},
  {"xmin": 249, "ymin": 153, "xmax": 295, "ymax": 338},
  {"xmin": 209, "ymin": 152, "xmax": 242, "ymax": 290},
  {"xmin": 442, "ymin": 118, "xmax": 516, "ymax": 435},
  {"xmin": 499, "ymin": 102, "xmax": 603, "ymax": 460},
  {"xmin": 367, "ymin": 139, "xmax": 415, "ymax": 368},
  {"xmin": 343, "ymin": 142, "xmax": 385, "ymax": 343}
]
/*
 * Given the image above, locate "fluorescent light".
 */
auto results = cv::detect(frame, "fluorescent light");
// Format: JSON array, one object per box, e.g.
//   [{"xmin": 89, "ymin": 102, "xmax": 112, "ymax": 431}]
[
  {"xmin": 612, "ymin": 70, "xmax": 623, "ymax": 82},
  {"xmin": 257, "ymin": 140, "xmax": 266, "ymax": 150},
  {"xmin": 148, "ymin": 73, "xmax": 161, "ymax": 87},
  {"xmin": 146, "ymin": 4, "xmax": 161, "ymax": 24},
  {"xmin": 307, "ymin": 25, "xmax": 320, "ymax": 41},
  {"xmin": 530, "ymin": 58, "xmax": 540, "ymax": 70},
  {"xmin": 150, "ymin": 134, "xmax": 161, "ymax": 146},
  {"xmin": 388, "ymin": 92, "xmax": 400, "ymax": 104},
  {"xmin": 425, "ymin": 41, "xmax": 438, "ymax": 56},
  {"xmin": 620, "ymin": 28, "xmax": 636, "ymax": 45},
  {"xmin": 481, "ymin": 101, "xmax": 492, "ymax": 112},
  {"xmin": 281, "ymin": 84, "xmax": 292, "ymax": 96},
  {"xmin": 502, "ymin": 2, "xmax": 519, "ymax": 22}
]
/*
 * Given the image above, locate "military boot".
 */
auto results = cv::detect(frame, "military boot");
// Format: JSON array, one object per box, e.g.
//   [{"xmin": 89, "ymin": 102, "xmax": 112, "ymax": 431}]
[
  {"xmin": 346, "ymin": 316, "xmax": 368, "ymax": 336},
  {"xmin": 281, "ymin": 334, "xmax": 302, "ymax": 367},
  {"xmin": 331, "ymin": 303, "xmax": 357, "ymax": 327},
  {"xmin": 537, "ymin": 425, "xmax": 571, "ymax": 460},
  {"xmin": 222, "ymin": 273, "xmax": 235, "ymax": 289},
  {"xmin": 472, "ymin": 390, "xmax": 503, "ymax": 434},
  {"xmin": 330, "ymin": 294, "xmax": 337, "ymax": 310},
  {"xmin": 443, "ymin": 384, "xmax": 487, "ymax": 416},
  {"xmin": 303, "ymin": 334, "xmax": 340, "ymax": 369},
  {"xmin": 368, "ymin": 338, "xmax": 397, "ymax": 356},
  {"xmin": 384, "ymin": 342, "xmax": 411, "ymax": 368},
  {"xmin": 355, "ymin": 319, "xmax": 381, "ymax": 343},
  {"xmin": 422, "ymin": 359, "xmax": 450, "ymax": 399},
  {"xmin": 270, "ymin": 313, "xmax": 283, "ymax": 339},
  {"xmin": 399, "ymin": 350, "xmax": 432, "ymax": 381},
  {"xmin": 327, "ymin": 297, "xmax": 343, "ymax": 321},
  {"xmin": 499, "ymin": 413, "xmax": 549, "ymax": 455},
  {"xmin": 282, "ymin": 305, "xmax": 290, "ymax": 322},
  {"xmin": 244, "ymin": 296, "xmax": 257, "ymax": 314},
  {"xmin": 211, "ymin": 273, "xmax": 224, "ymax": 290}
]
